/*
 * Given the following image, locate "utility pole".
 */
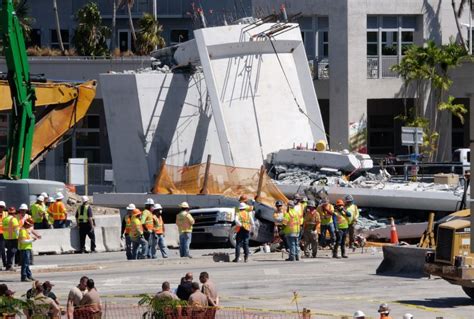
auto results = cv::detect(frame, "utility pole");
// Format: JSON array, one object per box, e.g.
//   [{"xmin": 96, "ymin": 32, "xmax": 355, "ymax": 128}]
[{"xmin": 152, "ymin": 0, "xmax": 157, "ymax": 20}]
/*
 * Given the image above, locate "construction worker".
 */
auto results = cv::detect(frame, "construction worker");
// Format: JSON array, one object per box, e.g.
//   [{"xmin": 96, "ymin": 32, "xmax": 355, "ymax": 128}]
[
  {"xmin": 377, "ymin": 303, "xmax": 393, "ymax": 319},
  {"xmin": 353, "ymin": 310, "xmax": 366, "ymax": 319},
  {"xmin": 345, "ymin": 195, "xmax": 360, "ymax": 249},
  {"xmin": 19, "ymin": 218, "xmax": 37, "ymax": 282},
  {"xmin": 75, "ymin": 196, "xmax": 96, "ymax": 254},
  {"xmin": 176, "ymin": 202, "xmax": 194, "ymax": 258},
  {"xmin": 121, "ymin": 204, "xmax": 135, "ymax": 260},
  {"xmin": 273, "ymin": 200, "xmax": 287, "ymax": 251},
  {"xmin": 232, "ymin": 203, "xmax": 254, "ymax": 263},
  {"xmin": 151, "ymin": 203, "xmax": 168, "ymax": 259},
  {"xmin": 130, "ymin": 208, "xmax": 147, "ymax": 259},
  {"xmin": 49, "ymin": 192, "xmax": 67, "ymax": 228},
  {"xmin": 282, "ymin": 201, "xmax": 301, "ymax": 261},
  {"xmin": 0, "ymin": 201, "xmax": 7, "ymax": 270},
  {"xmin": 302, "ymin": 200, "xmax": 320, "ymax": 258},
  {"xmin": 142, "ymin": 198, "xmax": 155, "ymax": 258},
  {"xmin": 317, "ymin": 198, "xmax": 335, "ymax": 248},
  {"xmin": 333, "ymin": 199, "xmax": 351, "ymax": 258},
  {"xmin": 2, "ymin": 207, "xmax": 19, "ymax": 270},
  {"xmin": 45, "ymin": 197, "xmax": 55, "ymax": 227},
  {"xmin": 31, "ymin": 196, "xmax": 49, "ymax": 230},
  {"xmin": 402, "ymin": 314, "xmax": 413, "ymax": 319}
]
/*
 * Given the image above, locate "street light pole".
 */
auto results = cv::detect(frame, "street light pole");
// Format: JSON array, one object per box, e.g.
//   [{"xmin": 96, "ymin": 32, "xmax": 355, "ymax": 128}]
[{"xmin": 152, "ymin": 0, "xmax": 157, "ymax": 20}]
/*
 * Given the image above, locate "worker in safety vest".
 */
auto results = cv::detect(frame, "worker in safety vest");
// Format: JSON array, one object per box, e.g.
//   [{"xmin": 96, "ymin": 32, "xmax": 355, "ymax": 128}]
[
  {"xmin": 317, "ymin": 198, "xmax": 335, "ymax": 248},
  {"xmin": 273, "ymin": 200, "xmax": 286, "ymax": 246},
  {"xmin": 121, "ymin": 204, "xmax": 135, "ymax": 260},
  {"xmin": 232, "ymin": 203, "xmax": 255, "ymax": 263},
  {"xmin": 31, "ymin": 196, "xmax": 49, "ymax": 230},
  {"xmin": 19, "ymin": 218, "xmax": 37, "ymax": 282},
  {"xmin": 2, "ymin": 207, "xmax": 19, "ymax": 270},
  {"xmin": 130, "ymin": 208, "xmax": 148, "ymax": 259},
  {"xmin": 0, "ymin": 201, "xmax": 7, "ymax": 270},
  {"xmin": 75, "ymin": 196, "xmax": 96, "ymax": 254},
  {"xmin": 302, "ymin": 200, "xmax": 320, "ymax": 258},
  {"xmin": 176, "ymin": 202, "xmax": 194, "ymax": 258},
  {"xmin": 333, "ymin": 199, "xmax": 351, "ymax": 259},
  {"xmin": 282, "ymin": 201, "xmax": 301, "ymax": 261},
  {"xmin": 344, "ymin": 195, "xmax": 360, "ymax": 249},
  {"xmin": 151, "ymin": 203, "xmax": 168, "ymax": 259},
  {"xmin": 142, "ymin": 198, "xmax": 155, "ymax": 258},
  {"xmin": 377, "ymin": 303, "xmax": 393, "ymax": 319},
  {"xmin": 49, "ymin": 192, "xmax": 67, "ymax": 228},
  {"xmin": 45, "ymin": 197, "xmax": 55, "ymax": 226}
]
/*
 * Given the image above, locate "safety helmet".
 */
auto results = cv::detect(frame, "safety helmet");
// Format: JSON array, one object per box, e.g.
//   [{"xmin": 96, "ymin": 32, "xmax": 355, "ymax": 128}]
[
  {"xmin": 294, "ymin": 194, "xmax": 302, "ymax": 200},
  {"xmin": 353, "ymin": 310, "xmax": 365, "ymax": 318},
  {"xmin": 153, "ymin": 203, "xmax": 163, "ymax": 210},
  {"xmin": 378, "ymin": 303, "xmax": 390, "ymax": 314},
  {"xmin": 48, "ymin": 197, "xmax": 55, "ymax": 203},
  {"xmin": 239, "ymin": 203, "xmax": 248, "ymax": 210},
  {"xmin": 19, "ymin": 203, "xmax": 28, "ymax": 210},
  {"xmin": 40, "ymin": 192, "xmax": 48, "ymax": 198},
  {"xmin": 132, "ymin": 209, "xmax": 141, "ymax": 216},
  {"xmin": 307, "ymin": 200, "xmax": 316, "ymax": 208},
  {"xmin": 0, "ymin": 201, "xmax": 5, "ymax": 207},
  {"xmin": 126, "ymin": 203, "xmax": 136, "ymax": 210},
  {"xmin": 145, "ymin": 198, "xmax": 154, "ymax": 205},
  {"xmin": 275, "ymin": 200, "xmax": 283, "ymax": 207},
  {"xmin": 335, "ymin": 199, "xmax": 344, "ymax": 206},
  {"xmin": 402, "ymin": 314, "xmax": 413, "ymax": 319},
  {"xmin": 56, "ymin": 192, "xmax": 64, "ymax": 200},
  {"xmin": 302, "ymin": 196, "xmax": 308, "ymax": 202},
  {"xmin": 239, "ymin": 194, "xmax": 248, "ymax": 202},
  {"xmin": 345, "ymin": 194, "xmax": 354, "ymax": 202},
  {"xmin": 82, "ymin": 196, "xmax": 89, "ymax": 203},
  {"xmin": 179, "ymin": 202, "xmax": 190, "ymax": 209},
  {"xmin": 37, "ymin": 195, "xmax": 44, "ymax": 202},
  {"xmin": 287, "ymin": 200, "xmax": 295, "ymax": 207}
]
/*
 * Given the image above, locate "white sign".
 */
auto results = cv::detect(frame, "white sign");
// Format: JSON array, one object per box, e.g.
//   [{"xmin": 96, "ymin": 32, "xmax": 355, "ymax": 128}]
[
  {"xmin": 104, "ymin": 169, "xmax": 114, "ymax": 182},
  {"xmin": 401, "ymin": 127, "xmax": 423, "ymax": 146},
  {"xmin": 68, "ymin": 158, "xmax": 88, "ymax": 186}
]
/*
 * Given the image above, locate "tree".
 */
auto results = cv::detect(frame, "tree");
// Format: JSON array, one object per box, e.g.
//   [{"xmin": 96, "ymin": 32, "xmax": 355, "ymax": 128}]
[
  {"xmin": 391, "ymin": 41, "xmax": 467, "ymax": 160},
  {"xmin": 135, "ymin": 13, "xmax": 165, "ymax": 55},
  {"xmin": 52, "ymin": 0, "xmax": 65, "ymax": 54},
  {"xmin": 13, "ymin": 0, "xmax": 34, "ymax": 40},
  {"xmin": 119, "ymin": 0, "xmax": 137, "ymax": 49},
  {"xmin": 73, "ymin": 2, "xmax": 110, "ymax": 56}
]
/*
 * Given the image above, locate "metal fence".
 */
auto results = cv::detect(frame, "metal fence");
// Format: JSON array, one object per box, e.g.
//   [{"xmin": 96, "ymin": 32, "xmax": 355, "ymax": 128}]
[
  {"xmin": 367, "ymin": 56, "xmax": 400, "ymax": 79},
  {"xmin": 312, "ymin": 57, "xmax": 329, "ymax": 80}
]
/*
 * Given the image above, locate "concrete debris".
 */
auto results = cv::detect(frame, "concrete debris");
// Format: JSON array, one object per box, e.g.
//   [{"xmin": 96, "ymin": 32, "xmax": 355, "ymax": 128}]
[
  {"xmin": 65, "ymin": 190, "xmax": 119, "ymax": 216},
  {"xmin": 356, "ymin": 216, "xmax": 387, "ymax": 231}
]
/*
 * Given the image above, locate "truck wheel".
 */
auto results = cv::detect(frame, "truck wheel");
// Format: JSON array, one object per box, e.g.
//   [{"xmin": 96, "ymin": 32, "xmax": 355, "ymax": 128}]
[
  {"xmin": 228, "ymin": 231, "xmax": 237, "ymax": 248},
  {"xmin": 462, "ymin": 286, "xmax": 474, "ymax": 299}
]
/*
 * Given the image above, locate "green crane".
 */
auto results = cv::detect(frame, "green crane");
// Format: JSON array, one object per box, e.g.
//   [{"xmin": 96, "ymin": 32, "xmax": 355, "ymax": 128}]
[{"xmin": 0, "ymin": 0, "xmax": 36, "ymax": 179}]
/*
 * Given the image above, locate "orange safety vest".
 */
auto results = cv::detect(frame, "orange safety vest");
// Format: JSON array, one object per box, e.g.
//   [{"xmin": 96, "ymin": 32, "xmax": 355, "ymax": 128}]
[
  {"xmin": 49, "ymin": 201, "xmax": 66, "ymax": 221},
  {"xmin": 141, "ymin": 209, "xmax": 154, "ymax": 231},
  {"xmin": 124, "ymin": 216, "xmax": 132, "ymax": 235},
  {"xmin": 153, "ymin": 215, "xmax": 164, "ymax": 234},
  {"xmin": 303, "ymin": 209, "xmax": 320, "ymax": 230},
  {"xmin": 237, "ymin": 210, "xmax": 251, "ymax": 231}
]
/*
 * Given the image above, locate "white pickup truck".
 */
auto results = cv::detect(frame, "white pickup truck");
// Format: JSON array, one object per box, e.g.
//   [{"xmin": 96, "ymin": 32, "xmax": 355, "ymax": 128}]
[{"xmin": 452, "ymin": 148, "xmax": 470, "ymax": 175}]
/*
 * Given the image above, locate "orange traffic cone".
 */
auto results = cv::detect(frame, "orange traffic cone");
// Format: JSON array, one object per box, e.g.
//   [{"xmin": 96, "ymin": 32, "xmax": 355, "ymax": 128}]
[{"xmin": 390, "ymin": 217, "xmax": 399, "ymax": 244}]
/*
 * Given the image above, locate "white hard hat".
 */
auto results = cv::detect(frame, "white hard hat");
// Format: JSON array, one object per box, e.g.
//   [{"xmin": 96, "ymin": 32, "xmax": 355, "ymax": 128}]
[
  {"xmin": 179, "ymin": 202, "xmax": 189, "ymax": 209},
  {"xmin": 403, "ymin": 314, "xmax": 414, "ymax": 319},
  {"xmin": 37, "ymin": 195, "xmax": 44, "ymax": 202},
  {"xmin": 126, "ymin": 203, "xmax": 136, "ymax": 210},
  {"xmin": 239, "ymin": 202, "xmax": 248, "ymax": 210},
  {"xmin": 56, "ymin": 192, "xmax": 64, "ymax": 200},
  {"xmin": 353, "ymin": 310, "xmax": 365, "ymax": 318},
  {"xmin": 40, "ymin": 192, "xmax": 48, "ymax": 198},
  {"xmin": 82, "ymin": 196, "xmax": 89, "ymax": 202},
  {"xmin": 153, "ymin": 203, "xmax": 163, "ymax": 210},
  {"xmin": 48, "ymin": 197, "xmax": 55, "ymax": 203},
  {"xmin": 0, "ymin": 201, "xmax": 6, "ymax": 207},
  {"xmin": 19, "ymin": 203, "xmax": 28, "ymax": 210},
  {"xmin": 145, "ymin": 198, "xmax": 154, "ymax": 205}
]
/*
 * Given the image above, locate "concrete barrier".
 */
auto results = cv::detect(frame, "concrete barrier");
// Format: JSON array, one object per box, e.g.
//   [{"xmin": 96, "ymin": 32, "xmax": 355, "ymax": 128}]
[
  {"xmin": 102, "ymin": 226, "xmax": 123, "ymax": 252},
  {"xmin": 33, "ymin": 229, "xmax": 75, "ymax": 255},
  {"xmin": 70, "ymin": 227, "xmax": 106, "ymax": 253},
  {"xmin": 165, "ymin": 224, "xmax": 179, "ymax": 248},
  {"xmin": 376, "ymin": 245, "xmax": 433, "ymax": 278}
]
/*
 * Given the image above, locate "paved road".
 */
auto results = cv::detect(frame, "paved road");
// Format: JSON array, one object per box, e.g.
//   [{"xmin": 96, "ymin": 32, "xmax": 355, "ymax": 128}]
[{"xmin": 1, "ymin": 248, "xmax": 473, "ymax": 319}]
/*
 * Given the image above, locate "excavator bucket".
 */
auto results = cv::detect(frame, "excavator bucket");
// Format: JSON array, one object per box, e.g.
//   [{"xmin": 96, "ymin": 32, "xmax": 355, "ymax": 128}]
[{"xmin": 0, "ymin": 80, "xmax": 97, "ymax": 173}]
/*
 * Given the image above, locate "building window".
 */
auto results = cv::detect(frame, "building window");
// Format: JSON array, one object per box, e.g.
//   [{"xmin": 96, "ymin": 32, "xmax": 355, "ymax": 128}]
[
  {"xmin": 321, "ymin": 31, "xmax": 328, "ymax": 57},
  {"xmin": 50, "ymin": 29, "xmax": 69, "ymax": 50},
  {"xmin": 27, "ymin": 29, "xmax": 41, "ymax": 47},
  {"xmin": 170, "ymin": 30, "xmax": 189, "ymax": 44}
]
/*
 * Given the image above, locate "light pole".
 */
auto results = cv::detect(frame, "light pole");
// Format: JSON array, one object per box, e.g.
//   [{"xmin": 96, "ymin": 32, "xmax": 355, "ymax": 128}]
[{"xmin": 152, "ymin": 0, "xmax": 157, "ymax": 21}]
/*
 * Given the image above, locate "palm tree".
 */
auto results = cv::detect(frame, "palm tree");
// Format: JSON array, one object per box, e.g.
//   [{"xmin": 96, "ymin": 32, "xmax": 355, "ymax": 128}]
[
  {"xmin": 13, "ymin": 0, "xmax": 34, "ymax": 40},
  {"xmin": 52, "ymin": 0, "xmax": 65, "ymax": 54},
  {"xmin": 119, "ymin": 0, "xmax": 137, "ymax": 49},
  {"xmin": 136, "ymin": 13, "xmax": 165, "ymax": 55}
]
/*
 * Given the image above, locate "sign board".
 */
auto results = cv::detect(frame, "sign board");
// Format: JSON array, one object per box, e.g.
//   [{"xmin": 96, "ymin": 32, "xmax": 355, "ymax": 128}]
[
  {"xmin": 104, "ymin": 169, "xmax": 114, "ymax": 182},
  {"xmin": 401, "ymin": 127, "xmax": 423, "ymax": 146},
  {"xmin": 68, "ymin": 158, "xmax": 88, "ymax": 186}
]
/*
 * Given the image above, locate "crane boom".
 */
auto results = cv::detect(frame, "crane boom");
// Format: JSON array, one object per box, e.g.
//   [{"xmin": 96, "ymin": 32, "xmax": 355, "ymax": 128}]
[{"xmin": 0, "ymin": 0, "xmax": 36, "ymax": 179}]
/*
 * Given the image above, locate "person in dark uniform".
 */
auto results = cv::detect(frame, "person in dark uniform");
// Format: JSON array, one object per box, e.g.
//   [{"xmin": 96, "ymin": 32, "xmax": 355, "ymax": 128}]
[{"xmin": 75, "ymin": 196, "xmax": 96, "ymax": 253}]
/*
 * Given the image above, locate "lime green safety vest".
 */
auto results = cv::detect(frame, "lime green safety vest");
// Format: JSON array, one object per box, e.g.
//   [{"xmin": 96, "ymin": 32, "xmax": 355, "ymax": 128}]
[
  {"xmin": 237, "ymin": 210, "xmax": 251, "ymax": 231},
  {"xmin": 335, "ymin": 210, "xmax": 350, "ymax": 229},
  {"xmin": 318, "ymin": 204, "xmax": 334, "ymax": 225},
  {"xmin": 18, "ymin": 228, "xmax": 32, "ymax": 250},
  {"xmin": 2, "ymin": 215, "xmax": 19, "ymax": 240},
  {"xmin": 78, "ymin": 205, "xmax": 90, "ymax": 223},
  {"xmin": 31, "ymin": 203, "xmax": 47, "ymax": 223},
  {"xmin": 346, "ymin": 204, "xmax": 359, "ymax": 224},
  {"xmin": 176, "ymin": 211, "xmax": 194, "ymax": 233},
  {"xmin": 283, "ymin": 208, "xmax": 301, "ymax": 236}
]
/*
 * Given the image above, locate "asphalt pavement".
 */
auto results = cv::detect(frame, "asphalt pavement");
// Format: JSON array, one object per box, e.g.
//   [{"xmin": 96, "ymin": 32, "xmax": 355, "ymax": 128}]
[{"xmin": 1, "ymin": 247, "xmax": 473, "ymax": 319}]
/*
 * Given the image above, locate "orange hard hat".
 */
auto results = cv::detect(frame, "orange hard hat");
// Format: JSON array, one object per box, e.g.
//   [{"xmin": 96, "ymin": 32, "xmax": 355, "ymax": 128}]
[
  {"xmin": 132, "ymin": 209, "xmax": 142, "ymax": 216},
  {"xmin": 336, "ymin": 199, "xmax": 344, "ymax": 206}
]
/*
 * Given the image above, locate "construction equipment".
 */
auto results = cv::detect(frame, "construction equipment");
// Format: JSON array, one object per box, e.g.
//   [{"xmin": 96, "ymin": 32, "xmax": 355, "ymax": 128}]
[
  {"xmin": 418, "ymin": 212, "xmax": 436, "ymax": 248},
  {"xmin": 0, "ymin": 0, "xmax": 96, "ymax": 178}
]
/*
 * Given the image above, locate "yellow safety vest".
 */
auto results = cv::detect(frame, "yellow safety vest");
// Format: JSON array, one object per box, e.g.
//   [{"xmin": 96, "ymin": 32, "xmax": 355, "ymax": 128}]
[
  {"xmin": 2, "ymin": 215, "xmax": 19, "ymax": 240},
  {"xmin": 176, "ymin": 211, "xmax": 194, "ymax": 233},
  {"xmin": 346, "ymin": 204, "xmax": 359, "ymax": 224},
  {"xmin": 303, "ymin": 209, "xmax": 320, "ymax": 230},
  {"xmin": 130, "ymin": 216, "xmax": 143, "ymax": 240},
  {"xmin": 0, "ymin": 210, "xmax": 7, "ymax": 234},
  {"xmin": 78, "ymin": 205, "xmax": 90, "ymax": 223},
  {"xmin": 282, "ymin": 208, "xmax": 301, "ymax": 236},
  {"xmin": 31, "ymin": 203, "xmax": 47, "ymax": 223},
  {"xmin": 153, "ymin": 215, "xmax": 164, "ymax": 234},
  {"xmin": 18, "ymin": 228, "xmax": 32, "ymax": 250},
  {"xmin": 318, "ymin": 204, "xmax": 334, "ymax": 225},
  {"xmin": 237, "ymin": 210, "xmax": 251, "ymax": 231},
  {"xmin": 141, "ymin": 209, "xmax": 154, "ymax": 231},
  {"xmin": 335, "ymin": 210, "xmax": 350, "ymax": 229}
]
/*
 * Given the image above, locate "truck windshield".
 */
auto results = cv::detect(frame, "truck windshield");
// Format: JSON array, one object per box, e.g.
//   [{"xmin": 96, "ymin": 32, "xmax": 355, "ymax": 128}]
[{"xmin": 453, "ymin": 151, "xmax": 460, "ymax": 162}]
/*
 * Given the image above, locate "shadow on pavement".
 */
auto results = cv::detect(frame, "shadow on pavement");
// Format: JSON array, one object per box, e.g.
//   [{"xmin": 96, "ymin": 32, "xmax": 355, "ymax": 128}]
[{"xmin": 397, "ymin": 297, "xmax": 473, "ymax": 308}]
